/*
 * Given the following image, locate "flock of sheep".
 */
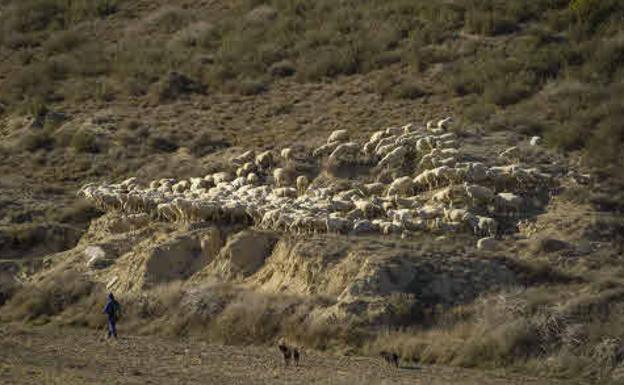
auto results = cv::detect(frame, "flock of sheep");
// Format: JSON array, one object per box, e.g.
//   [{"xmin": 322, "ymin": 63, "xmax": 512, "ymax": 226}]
[{"xmin": 78, "ymin": 118, "xmax": 554, "ymax": 246}]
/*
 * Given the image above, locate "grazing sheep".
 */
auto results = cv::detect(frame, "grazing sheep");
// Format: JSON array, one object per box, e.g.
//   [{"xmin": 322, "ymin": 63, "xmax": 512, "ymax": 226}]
[
  {"xmin": 296, "ymin": 175, "xmax": 309, "ymax": 195},
  {"xmin": 329, "ymin": 142, "xmax": 360, "ymax": 163},
  {"xmin": 377, "ymin": 146, "xmax": 407, "ymax": 169},
  {"xmin": 530, "ymin": 136, "xmax": 541, "ymax": 146},
  {"xmin": 364, "ymin": 183, "xmax": 386, "ymax": 196},
  {"xmin": 281, "ymin": 148, "xmax": 293, "ymax": 162},
  {"xmin": 327, "ymin": 129, "xmax": 348, "ymax": 143},
  {"xmin": 494, "ymin": 192, "xmax": 523, "ymax": 217},
  {"xmin": 273, "ymin": 168, "xmax": 288, "ymax": 187},
  {"xmin": 312, "ymin": 141, "xmax": 341, "ymax": 158},
  {"xmin": 499, "ymin": 146, "xmax": 521, "ymax": 162},
  {"xmin": 387, "ymin": 176, "xmax": 414, "ymax": 197},
  {"xmin": 437, "ymin": 116, "xmax": 452, "ymax": 130},
  {"xmin": 255, "ymin": 150, "xmax": 274, "ymax": 169},
  {"xmin": 463, "ymin": 182, "xmax": 494, "ymax": 206}
]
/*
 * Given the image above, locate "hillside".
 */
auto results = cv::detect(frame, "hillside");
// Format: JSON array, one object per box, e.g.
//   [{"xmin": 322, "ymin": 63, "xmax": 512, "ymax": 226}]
[{"xmin": 0, "ymin": 0, "xmax": 624, "ymax": 384}]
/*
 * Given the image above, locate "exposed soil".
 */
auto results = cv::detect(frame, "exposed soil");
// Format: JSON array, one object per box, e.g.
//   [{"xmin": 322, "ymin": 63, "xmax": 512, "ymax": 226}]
[{"xmin": 0, "ymin": 325, "xmax": 577, "ymax": 385}]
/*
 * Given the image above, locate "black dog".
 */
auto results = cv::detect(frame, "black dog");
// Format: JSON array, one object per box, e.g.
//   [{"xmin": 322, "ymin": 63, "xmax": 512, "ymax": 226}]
[
  {"xmin": 278, "ymin": 339, "xmax": 300, "ymax": 367},
  {"xmin": 379, "ymin": 351, "xmax": 399, "ymax": 368}
]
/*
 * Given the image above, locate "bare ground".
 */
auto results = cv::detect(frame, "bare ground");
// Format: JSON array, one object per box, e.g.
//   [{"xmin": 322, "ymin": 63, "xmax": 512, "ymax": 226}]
[{"xmin": 0, "ymin": 325, "xmax": 577, "ymax": 385}]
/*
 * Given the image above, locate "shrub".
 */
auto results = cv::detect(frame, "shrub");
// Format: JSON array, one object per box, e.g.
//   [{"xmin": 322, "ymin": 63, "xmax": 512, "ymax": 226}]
[
  {"xmin": 149, "ymin": 135, "xmax": 178, "ymax": 153},
  {"xmin": 70, "ymin": 129, "xmax": 99, "ymax": 153},
  {"xmin": 43, "ymin": 30, "xmax": 84, "ymax": 55},
  {"xmin": 20, "ymin": 129, "xmax": 55, "ymax": 151}
]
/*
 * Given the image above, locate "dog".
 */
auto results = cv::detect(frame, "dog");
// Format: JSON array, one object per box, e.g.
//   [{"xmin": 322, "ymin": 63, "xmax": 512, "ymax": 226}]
[
  {"xmin": 379, "ymin": 351, "xmax": 399, "ymax": 368},
  {"xmin": 278, "ymin": 338, "xmax": 300, "ymax": 367}
]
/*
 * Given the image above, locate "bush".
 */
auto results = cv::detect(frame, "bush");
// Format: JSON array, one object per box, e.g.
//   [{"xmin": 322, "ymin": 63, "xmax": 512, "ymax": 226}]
[
  {"xmin": 70, "ymin": 129, "xmax": 99, "ymax": 153},
  {"xmin": 43, "ymin": 30, "xmax": 84, "ymax": 55},
  {"xmin": 1, "ymin": 271, "xmax": 97, "ymax": 322},
  {"xmin": 20, "ymin": 129, "xmax": 55, "ymax": 151},
  {"xmin": 149, "ymin": 135, "xmax": 179, "ymax": 153}
]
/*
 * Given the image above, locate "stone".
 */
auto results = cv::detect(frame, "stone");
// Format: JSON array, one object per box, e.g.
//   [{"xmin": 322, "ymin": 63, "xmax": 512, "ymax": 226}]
[
  {"xmin": 530, "ymin": 237, "xmax": 571, "ymax": 253},
  {"xmin": 84, "ymin": 245, "xmax": 112, "ymax": 269},
  {"xmin": 477, "ymin": 237, "xmax": 499, "ymax": 251}
]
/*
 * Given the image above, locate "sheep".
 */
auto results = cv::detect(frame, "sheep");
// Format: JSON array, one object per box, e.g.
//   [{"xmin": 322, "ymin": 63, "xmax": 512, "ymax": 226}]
[
  {"xmin": 377, "ymin": 146, "xmax": 407, "ymax": 169},
  {"xmin": 296, "ymin": 175, "xmax": 310, "ymax": 195},
  {"xmin": 432, "ymin": 187, "xmax": 454, "ymax": 204},
  {"xmin": 416, "ymin": 205, "xmax": 442, "ymax": 220},
  {"xmin": 255, "ymin": 150, "xmax": 273, "ymax": 169},
  {"xmin": 273, "ymin": 187, "xmax": 298, "ymax": 198},
  {"xmin": 327, "ymin": 129, "xmax": 348, "ymax": 143},
  {"xmin": 232, "ymin": 150, "xmax": 255, "ymax": 165},
  {"xmin": 463, "ymin": 182, "xmax": 494, "ymax": 206},
  {"xmin": 281, "ymin": 148, "xmax": 293, "ymax": 162},
  {"xmin": 328, "ymin": 142, "xmax": 360, "ymax": 163},
  {"xmin": 352, "ymin": 219, "xmax": 378, "ymax": 234},
  {"xmin": 530, "ymin": 136, "xmax": 541, "ymax": 146},
  {"xmin": 387, "ymin": 176, "xmax": 413, "ymax": 197},
  {"xmin": 437, "ymin": 116, "xmax": 452, "ymax": 130},
  {"xmin": 467, "ymin": 214, "xmax": 498, "ymax": 237},
  {"xmin": 172, "ymin": 180, "xmax": 190, "ymax": 194},
  {"xmin": 273, "ymin": 168, "xmax": 288, "ymax": 187},
  {"xmin": 364, "ymin": 183, "xmax": 386, "ymax": 196},
  {"xmin": 499, "ymin": 146, "xmax": 521, "ymax": 163},
  {"xmin": 385, "ymin": 126, "xmax": 404, "ymax": 136},
  {"xmin": 213, "ymin": 172, "xmax": 233, "ymax": 185},
  {"xmin": 326, "ymin": 217, "xmax": 351, "ymax": 234},
  {"xmin": 494, "ymin": 192, "xmax": 523, "ymax": 217},
  {"xmin": 416, "ymin": 136, "xmax": 434, "ymax": 153},
  {"xmin": 444, "ymin": 207, "xmax": 470, "ymax": 223},
  {"xmin": 375, "ymin": 136, "xmax": 398, "ymax": 154},
  {"xmin": 312, "ymin": 141, "xmax": 341, "ymax": 158},
  {"xmin": 413, "ymin": 169, "xmax": 434, "ymax": 192}
]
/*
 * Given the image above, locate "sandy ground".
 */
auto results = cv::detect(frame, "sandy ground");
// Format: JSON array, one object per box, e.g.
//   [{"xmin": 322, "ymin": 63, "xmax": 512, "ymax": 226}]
[{"xmin": 0, "ymin": 325, "xmax": 578, "ymax": 385}]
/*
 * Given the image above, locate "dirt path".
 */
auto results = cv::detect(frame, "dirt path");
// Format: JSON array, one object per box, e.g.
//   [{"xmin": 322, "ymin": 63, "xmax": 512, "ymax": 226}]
[{"xmin": 0, "ymin": 326, "xmax": 576, "ymax": 385}]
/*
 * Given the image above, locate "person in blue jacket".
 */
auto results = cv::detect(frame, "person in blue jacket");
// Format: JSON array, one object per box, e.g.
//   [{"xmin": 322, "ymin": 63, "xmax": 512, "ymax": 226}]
[{"xmin": 103, "ymin": 292, "xmax": 121, "ymax": 339}]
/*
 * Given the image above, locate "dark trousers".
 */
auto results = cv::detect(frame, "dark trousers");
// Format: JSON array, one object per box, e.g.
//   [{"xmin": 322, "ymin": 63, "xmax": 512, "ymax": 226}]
[{"xmin": 107, "ymin": 317, "xmax": 117, "ymax": 338}]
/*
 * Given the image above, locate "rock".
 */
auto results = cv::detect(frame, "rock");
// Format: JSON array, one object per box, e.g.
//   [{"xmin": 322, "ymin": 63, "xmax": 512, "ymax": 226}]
[
  {"xmin": 144, "ymin": 236, "xmax": 203, "ymax": 284},
  {"xmin": 477, "ymin": 237, "xmax": 499, "ymax": 251},
  {"xmin": 530, "ymin": 237, "xmax": 571, "ymax": 253},
  {"xmin": 215, "ymin": 230, "xmax": 277, "ymax": 277},
  {"xmin": 84, "ymin": 245, "xmax": 112, "ymax": 269}
]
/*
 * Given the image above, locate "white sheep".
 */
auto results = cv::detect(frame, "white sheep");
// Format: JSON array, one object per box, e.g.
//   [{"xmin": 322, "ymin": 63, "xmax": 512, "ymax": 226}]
[
  {"xmin": 387, "ymin": 176, "xmax": 413, "ymax": 197},
  {"xmin": 499, "ymin": 146, "xmax": 521, "ymax": 162},
  {"xmin": 312, "ymin": 141, "xmax": 341, "ymax": 158},
  {"xmin": 232, "ymin": 150, "xmax": 255, "ymax": 165},
  {"xmin": 377, "ymin": 146, "xmax": 407, "ymax": 169},
  {"xmin": 530, "ymin": 136, "xmax": 541, "ymax": 146},
  {"xmin": 273, "ymin": 168, "xmax": 288, "ymax": 187},
  {"xmin": 494, "ymin": 192, "xmax": 523, "ymax": 217},
  {"xmin": 255, "ymin": 150, "xmax": 273, "ymax": 169},
  {"xmin": 281, "ymin": 148, "xmax": 293, "ymax": 162},
  {"xmin": 328, "ymin": 142, "xmax": 360, "ymax": 163},
  {"xmin": 437, "ymin": 117, "xmax": 452, "ymax": 130},
  {"xmin": 327, "ymin": 129, "xmax": 348, "ymax": 143},
  {"xmin": 463, "ymin": 182, "xmax": 494, "ymax": 206},
  {"xmin": 296, "ymin": 175, "xmax": 309, "ymax": 195}
]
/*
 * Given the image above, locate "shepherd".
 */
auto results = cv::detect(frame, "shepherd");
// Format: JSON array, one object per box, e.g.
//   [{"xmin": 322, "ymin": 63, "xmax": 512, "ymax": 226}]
[{"xmin": 103, "ymin": 292, "xmax": 121, "ymax": 339}]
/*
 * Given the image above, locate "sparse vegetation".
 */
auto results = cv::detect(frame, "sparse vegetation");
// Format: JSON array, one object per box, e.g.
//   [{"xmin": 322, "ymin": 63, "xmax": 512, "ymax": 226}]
[{"xmin": 1, "ymin": 1, "xmax": 624, "ymax": 383}]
